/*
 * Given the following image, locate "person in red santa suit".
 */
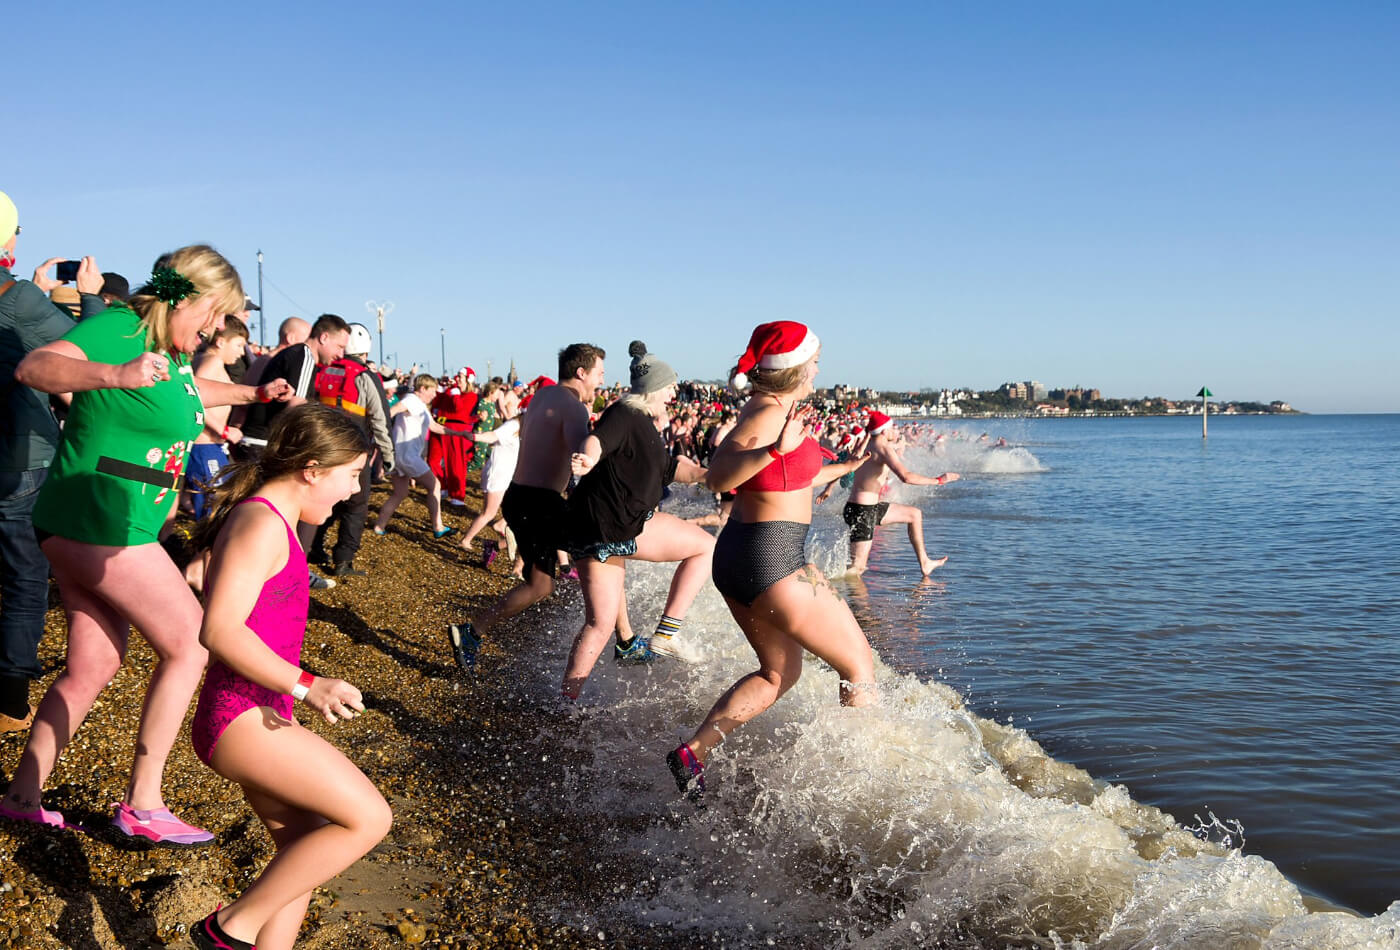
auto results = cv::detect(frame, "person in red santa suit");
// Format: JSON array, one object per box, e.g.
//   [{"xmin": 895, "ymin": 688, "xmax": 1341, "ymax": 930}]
[{"xmin": 427, "ymin": 366, "xmax": 478, "ymax": 506}]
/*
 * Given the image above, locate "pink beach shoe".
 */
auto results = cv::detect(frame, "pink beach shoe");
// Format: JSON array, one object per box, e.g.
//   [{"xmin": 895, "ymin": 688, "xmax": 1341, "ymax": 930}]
[
  {"xmin": 666, "ymin": 744, "xmax": 705, "ymax": 802},
  {"xmin": 482, "ymin": 539, "xmax": 499, "ymax": 568},
  {"xmin": 190, "ymin": 905, "xmax": 256, "ymax": 950},
  {"xmin": 0, "ymin": 798, "xmax": 66, "ymax": 828},
  {"xmin": 112, "ymin": 801, "xmax": 214, "ymax": 847}
]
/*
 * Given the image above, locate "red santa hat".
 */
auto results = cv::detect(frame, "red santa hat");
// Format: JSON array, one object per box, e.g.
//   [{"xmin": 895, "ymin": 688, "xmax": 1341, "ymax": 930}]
[
  {"xmin": 731, "ymin": 321, "xmax": 820, "ymax": 391},
  {"xmin": 867, "ymin": 411, "xmax": 893, "ymax": 436},
  {"xmin": 459, "ymin": 366, "xmax": 476, "ymax": 383}
]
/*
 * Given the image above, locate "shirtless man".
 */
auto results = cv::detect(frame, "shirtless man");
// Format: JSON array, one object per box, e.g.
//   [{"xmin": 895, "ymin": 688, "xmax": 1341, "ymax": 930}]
[
  {"xmin": 448, "ymin": 343, "xmax": 606, "ymax": 670},
  {"xmin": 843, "ymin": 410, "xmax": 959, "ymax": 576}
]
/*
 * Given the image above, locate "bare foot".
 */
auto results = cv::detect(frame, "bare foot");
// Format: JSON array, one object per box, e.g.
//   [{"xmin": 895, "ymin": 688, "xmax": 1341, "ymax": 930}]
[{"xmin": 920, "ymin": 555, "xmax": 949, "ymax": 575}]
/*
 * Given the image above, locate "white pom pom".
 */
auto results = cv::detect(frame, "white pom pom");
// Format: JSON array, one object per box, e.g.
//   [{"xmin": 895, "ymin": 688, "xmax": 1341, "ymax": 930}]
[{"xmin": 732, "ymin": 371, "xmax": 749, "ymax": 391}]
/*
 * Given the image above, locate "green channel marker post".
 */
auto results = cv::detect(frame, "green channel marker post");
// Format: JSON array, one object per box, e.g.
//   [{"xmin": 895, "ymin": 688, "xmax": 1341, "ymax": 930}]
[{"xmin": 1196, "ymin": 386, "xmax": 1212, "ymax": 439}]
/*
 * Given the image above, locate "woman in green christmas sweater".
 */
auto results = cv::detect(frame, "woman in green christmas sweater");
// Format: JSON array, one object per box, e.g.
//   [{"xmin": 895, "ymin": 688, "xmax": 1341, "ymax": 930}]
[{"xmin": 1, "ymin": 245, "xmax": 293, "ymax": 844}]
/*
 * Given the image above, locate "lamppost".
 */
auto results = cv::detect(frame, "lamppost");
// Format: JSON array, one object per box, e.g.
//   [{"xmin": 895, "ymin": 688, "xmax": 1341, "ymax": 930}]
[
  {"xmin": 440, "ymin": 328, "xmax": 446, "ymax": 376},
  {"xmin": 256, "ymin": 250, "xmax": 265, "ymax": 349},
  {"xmin": 365, "ymin": 300, "xmax": 394, "ymax": 367}
]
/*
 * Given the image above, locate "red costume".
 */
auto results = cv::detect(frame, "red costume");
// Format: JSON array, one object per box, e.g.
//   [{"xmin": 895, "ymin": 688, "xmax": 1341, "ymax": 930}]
[{"xmin": 428, "ymin": 384, "xmax": 478, "ymax": 502}]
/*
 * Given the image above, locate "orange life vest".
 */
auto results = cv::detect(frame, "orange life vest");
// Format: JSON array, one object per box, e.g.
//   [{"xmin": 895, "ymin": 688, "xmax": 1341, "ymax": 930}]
[{"xmin": 314, "ymin": 358, "xmax": 369, "ymax": 416}]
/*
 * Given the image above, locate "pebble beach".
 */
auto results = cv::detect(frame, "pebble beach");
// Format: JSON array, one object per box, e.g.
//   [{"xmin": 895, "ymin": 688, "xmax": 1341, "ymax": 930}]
[{"xmin": 0, "ymin": 484, "xmax": 675, "ymax": 949}]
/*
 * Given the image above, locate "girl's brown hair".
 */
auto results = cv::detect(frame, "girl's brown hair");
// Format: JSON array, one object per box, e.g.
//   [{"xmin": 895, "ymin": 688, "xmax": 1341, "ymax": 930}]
[
  {"xmin": 129, "ymin": 244, "xmax": 245, "ymax": 355},
  {"xmin": 193, "ymin": 403, "xmax": 371, "ymax": 551}
]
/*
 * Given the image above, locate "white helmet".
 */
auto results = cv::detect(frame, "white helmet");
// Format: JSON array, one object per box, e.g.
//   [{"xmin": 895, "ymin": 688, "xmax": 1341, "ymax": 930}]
[{"xmin": 346, "ymin": 323, "xmax": 373, "ymax": 357}]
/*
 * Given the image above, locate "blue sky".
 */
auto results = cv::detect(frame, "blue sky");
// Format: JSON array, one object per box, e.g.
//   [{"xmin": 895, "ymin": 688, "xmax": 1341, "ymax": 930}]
[{"xmin": 8, "ymin": 2, "xmax": 1397, "ymax": 411}]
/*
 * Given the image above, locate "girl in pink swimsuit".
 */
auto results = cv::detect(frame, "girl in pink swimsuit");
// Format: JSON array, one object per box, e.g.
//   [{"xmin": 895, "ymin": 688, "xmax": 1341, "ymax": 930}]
[{"xmin": 187, "ymin": 404, "xmax": 392, "ymax": 950}]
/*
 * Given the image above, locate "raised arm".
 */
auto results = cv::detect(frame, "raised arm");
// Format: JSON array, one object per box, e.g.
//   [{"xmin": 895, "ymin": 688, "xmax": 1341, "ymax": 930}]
[{"xmin": 877, "ymin": 441, "xmax": 959, "ymax": 487}]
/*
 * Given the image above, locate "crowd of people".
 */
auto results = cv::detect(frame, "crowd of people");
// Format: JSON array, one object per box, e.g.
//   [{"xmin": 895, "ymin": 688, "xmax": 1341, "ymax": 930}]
[{"xmin": 0, "ymin": 190, "xmax": 963, "ymax": 947}]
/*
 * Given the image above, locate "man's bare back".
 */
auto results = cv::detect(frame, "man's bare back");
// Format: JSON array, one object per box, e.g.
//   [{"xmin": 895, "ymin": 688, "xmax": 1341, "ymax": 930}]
[{"xmin": 513, "ymin": 383, "xmax": 590, "ymax": 492}]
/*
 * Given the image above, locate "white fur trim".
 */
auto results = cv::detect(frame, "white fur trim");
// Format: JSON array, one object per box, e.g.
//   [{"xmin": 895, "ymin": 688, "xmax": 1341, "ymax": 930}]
[
  {"xmin": 758, "ymin": 329, "xmax": 819, "ymax": 370},
  {"xmin": 869, "ymin": 420, "xmax": 892, "ymax": 436},
  {"xmin": 731, "ymin": 371, "xmax": 750, "ymax": 391}
]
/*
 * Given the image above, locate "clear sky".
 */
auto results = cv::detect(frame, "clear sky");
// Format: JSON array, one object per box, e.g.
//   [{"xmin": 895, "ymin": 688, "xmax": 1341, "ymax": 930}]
[{"xmin": 8, "ymin": 2, "xmax": 1397, "ymax": 412}]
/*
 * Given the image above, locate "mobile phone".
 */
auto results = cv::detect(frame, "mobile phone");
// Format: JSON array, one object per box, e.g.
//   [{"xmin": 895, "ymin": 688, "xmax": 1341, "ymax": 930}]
[{"xmin": 55, "ymin": 260, "xmax": 80, "ymax": 282}]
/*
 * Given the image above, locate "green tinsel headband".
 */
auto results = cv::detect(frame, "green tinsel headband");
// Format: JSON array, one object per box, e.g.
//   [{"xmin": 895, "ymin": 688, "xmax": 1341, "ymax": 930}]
[{"xmin": 149, "ymin": 267, "xmax": 196, "ymax": 307}]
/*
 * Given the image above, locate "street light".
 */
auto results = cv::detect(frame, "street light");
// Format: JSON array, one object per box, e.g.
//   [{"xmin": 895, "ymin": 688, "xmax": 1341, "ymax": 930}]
[
  {"xmin": 365, "ymin": 299, "xmax": 394, "ymax": 367},
  {"xmin": 256, "ymin": 250, "xmax": 265, "ymax": 349},
  {"xmin": 440, "ymin": 328, "xmax": 446, "ymax": 376}
]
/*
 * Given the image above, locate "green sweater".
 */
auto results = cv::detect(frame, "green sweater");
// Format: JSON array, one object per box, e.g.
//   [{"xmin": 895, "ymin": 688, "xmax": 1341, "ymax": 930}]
[{"xmin": 32, "ymin": 306, "xmax": 205, "ymax": 546}]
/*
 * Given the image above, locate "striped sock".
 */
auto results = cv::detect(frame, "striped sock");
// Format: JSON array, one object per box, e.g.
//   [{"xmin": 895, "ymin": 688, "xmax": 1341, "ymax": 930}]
[{"xmin": 650, "ymin": 615, "xmax": 683, "ymax": 656}]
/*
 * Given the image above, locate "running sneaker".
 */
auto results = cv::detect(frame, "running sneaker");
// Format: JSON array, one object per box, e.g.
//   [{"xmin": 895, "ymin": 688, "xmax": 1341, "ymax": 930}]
[
  {"xmin": 448, "ymin": 621, "xmax": 480, "ymax": 672},
  {"xmin": 112, "ymin": 802, "xmax": 214, "ymax": 847},
  {"xmin": 309, "ymin": 570, "xmax": 336, "ymax": 591},
  {"xmin": 0, "ymin": 799, "xmax": 65, "ymax": 828},
  {"xmin": 666, "ymin": 745, "xmax": 705, "ymax": 801},
  {"xmin": 613, "ymin": 636, "xmax": 655, "ymax": 664},
  {"xmin": 190, "ymin": 907, "xmax": 255, "ymax": 950}
]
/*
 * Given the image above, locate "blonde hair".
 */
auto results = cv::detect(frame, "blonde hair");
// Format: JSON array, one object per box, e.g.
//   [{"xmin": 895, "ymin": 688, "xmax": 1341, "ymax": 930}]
[
  {"xmin": 731, "ymin": 360, "xmax": 810, "ymax": 396},
  {"xmin": 129, "ymin": 245, "xmax": 244, "ymax": 355}
]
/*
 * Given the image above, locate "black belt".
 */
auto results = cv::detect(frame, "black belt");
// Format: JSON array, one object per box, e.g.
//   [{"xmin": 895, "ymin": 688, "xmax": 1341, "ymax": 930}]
[{"xmin": 96, "ymin": 456, "xmax": 185, "ymax": 491}]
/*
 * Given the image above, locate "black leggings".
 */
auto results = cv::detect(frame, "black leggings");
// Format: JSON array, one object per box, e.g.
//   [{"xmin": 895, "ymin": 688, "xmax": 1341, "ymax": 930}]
[{"xmin": 711, "ymin": 519, "xmax": 809, "ymax": 607}]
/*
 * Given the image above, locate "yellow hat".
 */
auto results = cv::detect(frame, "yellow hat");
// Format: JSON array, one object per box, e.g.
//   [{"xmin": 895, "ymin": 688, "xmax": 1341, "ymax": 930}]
[{"xmin": 0, "ymin": 191, "xmax": 16, "ymax": 244}]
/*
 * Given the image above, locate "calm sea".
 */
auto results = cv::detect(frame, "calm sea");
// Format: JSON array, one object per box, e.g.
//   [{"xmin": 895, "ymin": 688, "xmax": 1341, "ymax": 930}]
[{"xmin": 518, "ymin": 412, "xmax": 1400, "ymax": 948}]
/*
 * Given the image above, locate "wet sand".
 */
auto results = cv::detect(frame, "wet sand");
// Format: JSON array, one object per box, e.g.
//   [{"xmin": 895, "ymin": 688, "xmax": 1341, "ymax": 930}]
[{"xmin": 0, "ymin": 484, "xmax": 681, "ymax": 948}]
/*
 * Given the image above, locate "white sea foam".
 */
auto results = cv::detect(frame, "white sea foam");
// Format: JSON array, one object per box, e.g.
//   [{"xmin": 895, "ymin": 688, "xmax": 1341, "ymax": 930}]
[
  {"xmin": 515, "ymin": 444, "xmax": 1399, "ymax": 947},
  {"xmin": 517, "ymin": 567, "xmax": 1399, "ymax": 947}
]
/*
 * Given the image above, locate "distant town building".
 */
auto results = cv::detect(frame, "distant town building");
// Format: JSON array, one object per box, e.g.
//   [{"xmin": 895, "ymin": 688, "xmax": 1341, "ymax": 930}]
[{"xmin": 1001, "ymin": 381, "xmax": 1028, "ymax": 400}]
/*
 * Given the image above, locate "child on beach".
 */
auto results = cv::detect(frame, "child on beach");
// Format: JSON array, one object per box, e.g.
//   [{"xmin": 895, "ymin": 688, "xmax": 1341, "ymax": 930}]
[
  {"xmin": 188, "ymin": 403, "xmax": 391, "ymax": 950},
  {"xmin": 373, "ymin": 373, "xmax": 469, "ymax": 539}
]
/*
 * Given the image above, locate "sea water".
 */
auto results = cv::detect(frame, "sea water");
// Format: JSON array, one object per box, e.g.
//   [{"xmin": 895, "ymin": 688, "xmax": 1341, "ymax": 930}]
[{"xmin": 519, "ymin": 413, "xmax": 1400, "ymax": 948}]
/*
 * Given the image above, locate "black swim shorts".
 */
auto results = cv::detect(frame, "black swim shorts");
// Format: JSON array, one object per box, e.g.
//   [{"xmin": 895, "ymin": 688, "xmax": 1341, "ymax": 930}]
[
  {"xmin": 842, "ymin": 501, "xmax": 890, "ymax": 544},
  {"xmin": 501, "ymin": 483, "xmax": 567, "ymax": 581}
]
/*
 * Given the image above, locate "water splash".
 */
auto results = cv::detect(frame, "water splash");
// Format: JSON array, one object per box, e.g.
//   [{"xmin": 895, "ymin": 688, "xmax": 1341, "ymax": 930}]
[{"xmin": 515, "ymin": 559, "xmax": 1400, "ymax": 947}]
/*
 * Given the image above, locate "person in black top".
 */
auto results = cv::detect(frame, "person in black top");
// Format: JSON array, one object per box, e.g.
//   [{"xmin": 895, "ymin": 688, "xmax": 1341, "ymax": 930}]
[
  {"xmin": 560, "ymin": 342, "xmax": 712, "ymax": 700},
  {"xmin": 236, "ymin": 313, "xmax": 350, "ymax": 454}
]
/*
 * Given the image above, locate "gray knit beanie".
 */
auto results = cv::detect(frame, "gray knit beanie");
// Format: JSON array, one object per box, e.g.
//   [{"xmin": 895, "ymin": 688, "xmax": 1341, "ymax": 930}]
[{"xmin": 628, "ymin": 340, "xmax": 677, "ymax": 395}]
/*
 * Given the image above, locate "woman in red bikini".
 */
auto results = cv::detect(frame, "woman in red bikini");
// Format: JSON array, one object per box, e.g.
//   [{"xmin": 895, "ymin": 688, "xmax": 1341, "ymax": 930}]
[
  {"xmin": 667, "ymin": 321, "xmax": 871, "ymax": 798},
  {"xmin": 187, "ymin": 404, "xmax": 391, "ymax": 950}
]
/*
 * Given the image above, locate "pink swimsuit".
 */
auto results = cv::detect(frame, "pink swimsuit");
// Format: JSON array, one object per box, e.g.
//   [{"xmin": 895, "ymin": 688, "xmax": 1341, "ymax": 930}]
[{"xmin": 191, "ymin": 497, "xmax": 309, "ymax": 766}]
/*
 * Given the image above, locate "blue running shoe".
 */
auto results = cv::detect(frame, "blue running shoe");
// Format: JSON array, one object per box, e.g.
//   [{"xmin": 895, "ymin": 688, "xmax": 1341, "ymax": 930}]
[
  {"xmin": 449, "ymin": 621, "xmax": 480, "ymax": 672},
  {"xmin": 613, "ymin": 636, "xmax": 654, "ymax": 664}
]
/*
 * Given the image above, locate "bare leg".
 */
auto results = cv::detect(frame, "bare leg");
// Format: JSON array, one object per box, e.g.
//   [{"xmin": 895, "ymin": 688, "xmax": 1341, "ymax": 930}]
[
  {"xmin": 561, "ymin": 558, "xmax": 625, "ymax": 698},
  {"xmin": 460, "ymin": 489, "xmax": 504, "ymax": 550},
  {"xmin": 630, "ymin": 511, "xmax": 714, "ymax": 621},
  {"xmin": 879, "ymin": 502, "xmax": 946, "ymax": 574},
  {"xmin": 373, "ymin": 474, "xmax": 414, "ymax": 530},
  {"xmin": 847, "ymin": 538, "xmax": 874, "ymax": 575},
  {"xmin": 474, "ymin": 568, "xmax": 554, "ymax": 637},
  {"xmin": 209, "ymin": 711, "xmax": 392, "ymax": 947},
  {"xmin": 683, "ymin": 564, "xmax": 875, "ymax": 764},
  {"xmin": 40, "ymin": 540, "xmax": 206, "ymax": 811},
  {"xmin": 419, "ymin": 472, "xmax": 444, "ymax": 533},
  {"xmin": 616, "ymin": 584, "xmax": 634, "ymax": 642}
]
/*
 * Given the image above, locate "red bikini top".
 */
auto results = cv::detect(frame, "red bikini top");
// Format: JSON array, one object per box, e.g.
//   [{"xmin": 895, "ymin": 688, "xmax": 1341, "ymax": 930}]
[{"xmin": 738, "ymin": 436, "xmax": 824, "ymax": 492}]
